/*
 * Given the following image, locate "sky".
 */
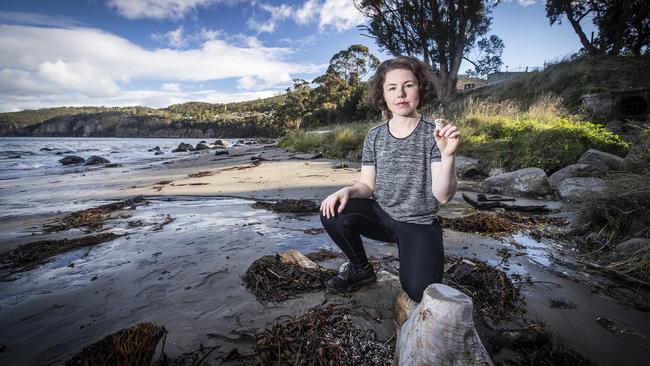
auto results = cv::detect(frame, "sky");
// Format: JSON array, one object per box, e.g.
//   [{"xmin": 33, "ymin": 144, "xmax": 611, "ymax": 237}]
[{"xmin": 0, "ymin": 0, "xmax": 595, "ymax": 112}]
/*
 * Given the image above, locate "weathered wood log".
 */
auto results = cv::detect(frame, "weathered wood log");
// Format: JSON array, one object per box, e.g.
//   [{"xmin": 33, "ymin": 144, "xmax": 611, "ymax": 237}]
[
  {"xmin": 463, "ymin": 193, "xmax": 551, "ymax": 213},
  {"xmin": 398, "ymin": 284, "xmax": 493, "ymax": 366},
  {"xmin": 278, "ymin": 250, "xmax": 319, "ymax": 269}
]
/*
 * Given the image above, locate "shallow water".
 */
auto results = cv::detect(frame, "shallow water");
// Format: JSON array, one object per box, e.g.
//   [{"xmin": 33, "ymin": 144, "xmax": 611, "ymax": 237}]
[{"xmin": 0, "ymin": 197, "xmax": 338, "ymax": 365}]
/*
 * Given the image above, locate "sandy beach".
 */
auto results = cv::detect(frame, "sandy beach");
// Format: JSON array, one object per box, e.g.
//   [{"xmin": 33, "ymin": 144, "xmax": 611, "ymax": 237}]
[{"xmin": 1, "ymin": 141, "xmax": 649, "ymax": 365}]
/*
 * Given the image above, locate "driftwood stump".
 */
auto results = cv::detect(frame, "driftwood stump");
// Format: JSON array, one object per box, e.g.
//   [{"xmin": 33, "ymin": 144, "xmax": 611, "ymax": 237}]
[{"xmin": 397, "ymin": 284, "xmax": 493, "ymax": 366}]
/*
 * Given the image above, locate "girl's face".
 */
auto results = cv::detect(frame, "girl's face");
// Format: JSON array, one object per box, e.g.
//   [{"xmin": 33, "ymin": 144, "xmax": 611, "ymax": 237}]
[{"xmin": 382, "ymin": 68, "xmax": 419, "ymax": 118}]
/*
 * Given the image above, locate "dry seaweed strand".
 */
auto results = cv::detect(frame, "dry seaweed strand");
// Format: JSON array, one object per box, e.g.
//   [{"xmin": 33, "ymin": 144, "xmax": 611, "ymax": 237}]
[
  {"xmin": 0, "ymin": 232, "xmax": 122, "ymax": 272},
  {"xmin": 243, "ymin": 254, "xmax": 336, "ymax": 302},
  {"xmin": 440, "ymin": 212, "xmax": 516, "ymax": 236},
  {"xmin": 252, "ymin": 199, "xmax": 319, "ymax": 214},
  {"xmin": 253, "ymin": 303, "xmax": 393, "ymax": 366},
  {"xmin": 444, "ymin": 255, "xmax": 525, "ymax": 324},
  {"xmin": 188, "ymin": 171, "xmax": 215, "ymax": 178},
  {"xmin": 44, "ymin": 196, "xmax": 149, "ymax": 232},
  {"xmin": 66, "ymin": 322, "xmax": 167, "ymax": 366}
]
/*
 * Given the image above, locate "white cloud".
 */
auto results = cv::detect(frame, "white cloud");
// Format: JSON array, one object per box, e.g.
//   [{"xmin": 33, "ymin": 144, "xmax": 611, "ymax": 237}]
[
  {"xmin": 247, "ymin": 3, "xmax": 293, "ymax": 34},
  {"xmin": 319, "ymin": 0, "xmax": 366, "ymax": 32},
  {"xmin": 0, "ymin": 11, "xmax": 84, "ymax": 28},
  {"xmin": 295, "ymin": 0, "xmax": 319, "ymax": 25},
  {"xmin": 0, "ymin": 88, "xmax": 280, "ymax": 113},
  {"xmin": 152, "ymin": 26, "xmax": 188, "ymax": 48},
  {"xmin": 162, "ymin": 83, "xmax": 182, "ymax": 92},
  {"xmin": 0, "ymin": 24, "xmax": 322, "ymax": 111},
  {"xmin": 107, "ymin": 0, "xmax": 226, "ymax": 20}
]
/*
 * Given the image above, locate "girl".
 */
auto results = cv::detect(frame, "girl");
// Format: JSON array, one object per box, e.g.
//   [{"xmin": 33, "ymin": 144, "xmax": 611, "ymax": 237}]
[{"xmin": 319, "ymin": 56, "xmax": 460, "ymax": 302}]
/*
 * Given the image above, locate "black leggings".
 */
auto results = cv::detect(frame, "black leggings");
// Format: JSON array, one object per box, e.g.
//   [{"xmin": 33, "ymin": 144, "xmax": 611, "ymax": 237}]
[{"xmin": 320, "ymin": 198, "xmax": 444, "ymax": 302}]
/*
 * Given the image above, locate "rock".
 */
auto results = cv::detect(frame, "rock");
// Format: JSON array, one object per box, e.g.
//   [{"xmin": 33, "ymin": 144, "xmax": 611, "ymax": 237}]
[
  {"xmin": 199, "ymin": 140, "xmax": 206, "ymax": 144},
  {"xmin": 616, "ymin": 238, "xmax": 650, "ymax": 254},
  {"xmin": 105, "ymin": 163, "xmax": 122, "ymax": 168},
  {"xmin": 59, "ymin": 155, "xmax": 85, "ymax": 165},
  {"xmin": 577, "ymin": 149, "xmax": 623, "ymax": 171},
  {"xmin": 480, "ymin": 168, "xmax": 552, "ymax": 197},
  {"xmin": 557, "ymin": 177, "xmax": 607, "ymax": 201},
  {"xmin": 148, "ymin": 146, "xmax": 160, "ymax": 152},
  {"xmin": 455, "ymin": 156, "xmax": 481, "ymax": 177},
  {"xmin": 214, "ymin": 150, "xmax": 229, "ymax": 156},
  {"xmin": 279, "ymin": 250, "xmax": 319, "ymax": 269},
  {"xmin": 398, "ymin": 284, "xmax": 493, "ymax": 365},
  {"xmin": 548, "ymin": 164, "xmax": 602, "ymax": 188},
  {"xmin": 40, "ymin": 147, "xmax": 53, "ymax": 151},
  {"xmin": 489, "ymin": 168, "xmax": 506, "ymax": 177},
  {"xmin": 7, "ymin": 155, "xmax": 21, "ymax": 159},
  {"xmin": 172, "ymin": 143, "xmax": 195, "ymax": 152},
  {"xmin": 84, "ymin": 155, "xmax": 111, "ymax": 166},
  {"xmin": 154, "ymin": 151, "xmax": 164, "ymax": 155},
  {"xmin": 451, "ymin": 259, "xmax": 476, "ymax": 281},
  {"xmin": 214, "ymin": 140, "xmax": 224, "ymax": 146},
  {"xmin": 195, "ymin": 143, "xmax": 210, "ymax": 150},
  {"xmin": 332, "ymin": 162, "xmax": 349, "ymax": 169},
  {"xmin": 291, "ymin": 152, "xmax": 323, "ymax": 160},
  {"xmin": 213, "ymin": 144, "xmax": 226, "ymax": 150}
]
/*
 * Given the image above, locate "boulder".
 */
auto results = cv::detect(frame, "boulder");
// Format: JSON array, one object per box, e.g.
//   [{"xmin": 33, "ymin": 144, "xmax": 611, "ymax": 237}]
[
  {"xmin": 455, "ymin": 156, "xmax": 481, "ymax": 177},
  {"xmin": 616, "ymin": 238, "xmax": 650, "ymax": 254},
  {"xmin": 557, "ymin": 177, "xmax": 607, "ymax": 201},
  {"xmin": 195, "ymin": 143, "xmax": 210, "ymax": 150},
  {"xmin": 214, "ymin": 150, "xmax": 229, "ymax": 156},
  {"xmin": 577, "ymin": 149, "xmax": 623, "ymax": 171},
  {"xmin": 480, "ymin": 168, "xmax": 552, "ymax": 197},
  {"xmin": 548, "ymin": 164, "xmax": 602, "ymax": 188},
  {"xmin": 172, "ymin": 143, "xmax": 195, "ymax": 153},
  {"xmin": 148, "ymin": 146, "xmax": 161, "ymax": 152},
  {"xmin": 59, "ymin": 155, "xmax": 85, "ymax": 165},
  {"xmin": 40, "ymin": 147, "xmax": 53, "ymax": 151},
  {"xmin": 398, "ymin": 284, "xmax": 493, "ymax": 366},
  {"xmin": 154, "ymin": 151, "xmax": 164, "ymax": 155},
  {"xmin": 488, "ymin": 168, "xmax": 506, "ymax": 177},
  {"xmin": 84, "ymin": 155, "xmax": 111, "ymax": 166},
  {"xmin": 214, "ymin": 139, "xmax": 224, "ymax": 146}
]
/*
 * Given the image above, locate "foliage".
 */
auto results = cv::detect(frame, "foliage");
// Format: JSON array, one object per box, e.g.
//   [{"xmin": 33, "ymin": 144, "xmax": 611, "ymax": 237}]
[
  {"xmin": 546, "ymin": 0, "xmax": 649, "ymax": 56},
  {"xmin": 279, "ymin": 123, "xmax": 374, "ymax": 160},
  {"xmin": 356, "ymin": 0, "xmax": 503, "ymax": 105},
  {"xmin": 454, "ymin": 96, "xmax": 629, "ymax": 173}
]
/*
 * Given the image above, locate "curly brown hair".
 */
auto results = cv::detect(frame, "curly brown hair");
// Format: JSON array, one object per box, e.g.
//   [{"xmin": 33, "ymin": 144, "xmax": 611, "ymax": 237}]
[{"xmin": 367, "ymin": 56, "xmax": 436, "ymax": 112}]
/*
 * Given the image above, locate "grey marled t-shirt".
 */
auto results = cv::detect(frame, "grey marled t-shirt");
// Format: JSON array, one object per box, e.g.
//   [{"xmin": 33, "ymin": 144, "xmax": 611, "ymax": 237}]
[{"xmin": 362, "ymin": 115, "xmax": 442, "ymax": 224}]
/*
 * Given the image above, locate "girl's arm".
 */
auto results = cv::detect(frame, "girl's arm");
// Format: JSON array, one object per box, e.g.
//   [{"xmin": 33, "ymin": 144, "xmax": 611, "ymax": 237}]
[
  {"xmin": 431, "ymin": 119, "xmax": 460, "ymax": 203},
  {"xmin": 320, "ymin": 165, "xmax": 376, "ymax": 218},
  {"xmin": 431, "ymin": 156, "xmax": 457, "ymax": 203}
]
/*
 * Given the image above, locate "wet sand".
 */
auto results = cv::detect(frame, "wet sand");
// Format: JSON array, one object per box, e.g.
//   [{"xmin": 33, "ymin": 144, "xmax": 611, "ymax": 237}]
[{"xmin": 1, "ymin": 143, "xmax": 649, "ymax": 365}]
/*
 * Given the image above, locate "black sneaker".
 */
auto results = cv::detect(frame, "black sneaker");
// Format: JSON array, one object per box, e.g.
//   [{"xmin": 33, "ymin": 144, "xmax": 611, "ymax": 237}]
[{"xmin": 326, "ymin": 262, "xmax": 377, "ymax": 292}]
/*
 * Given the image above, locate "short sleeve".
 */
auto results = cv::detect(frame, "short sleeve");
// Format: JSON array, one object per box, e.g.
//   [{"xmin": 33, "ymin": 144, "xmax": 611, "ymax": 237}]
[
  {"xmin": 361, "ymin": 132, "xmax": 375, "ymax": 166},
  {"xmin": 431, "ymin": 141, "xmax": 441, "ymax": 163}
]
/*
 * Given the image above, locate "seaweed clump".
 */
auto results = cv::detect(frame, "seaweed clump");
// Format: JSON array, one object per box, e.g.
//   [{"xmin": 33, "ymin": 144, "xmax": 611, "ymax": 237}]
[
  {"xmin": 45, "ymin": 196, "xmax": 149, "ymax": 232},
  {"xmin": 252, "ymin": 199, "xmax": 319, "ymax": 214},
  {"xmin": 441, "ymin": 212, "xmax": 516, "ymax": 235},
  {"xmin": 253, "ymin": 303, "xmax": 393, "ymax": 366},
  {"xmin": 66, "ymin": 322, "xmax": 167, "ymax": 366},
  {"xmin": 243, "ymin": 254, "xmax": 335, "ymax": 302},
  {"xmin": 445, "ymin": 255, "xmax": 525, "ymax": 324},
  {"xmin": 1, "ymin": 233, "xmax": 122, "ymax": 272}
]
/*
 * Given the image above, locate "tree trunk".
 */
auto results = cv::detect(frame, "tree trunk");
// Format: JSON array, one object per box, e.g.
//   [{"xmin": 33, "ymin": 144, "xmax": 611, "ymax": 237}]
[{"xmin": 565, "ymin": 8, "xmax": 601, "ymax": 55}]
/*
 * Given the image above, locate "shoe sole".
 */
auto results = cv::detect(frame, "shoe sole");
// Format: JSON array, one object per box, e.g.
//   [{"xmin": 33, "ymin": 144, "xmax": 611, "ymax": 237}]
[{"xmin": 325, "ymin": 275, "xmax": 377, "ymax": 293}]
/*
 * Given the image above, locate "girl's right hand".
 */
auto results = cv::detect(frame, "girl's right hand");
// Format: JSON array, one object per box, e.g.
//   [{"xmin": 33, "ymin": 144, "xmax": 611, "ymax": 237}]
[{"xmin": 320, "ymin": 188, "xmax": 350, "ymax": 219}]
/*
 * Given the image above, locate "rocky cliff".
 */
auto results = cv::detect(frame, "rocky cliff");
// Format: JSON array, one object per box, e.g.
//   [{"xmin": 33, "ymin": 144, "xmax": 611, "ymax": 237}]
[{"xmin": 0, "ymin": 111, "xmax": 278, "ymax": 138}]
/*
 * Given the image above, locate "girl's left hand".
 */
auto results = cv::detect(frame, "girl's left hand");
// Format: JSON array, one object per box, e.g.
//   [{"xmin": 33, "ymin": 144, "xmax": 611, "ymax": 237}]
[{"xmin": 434, "ymin": 119, "xmax": 461, "ymax": 157}]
